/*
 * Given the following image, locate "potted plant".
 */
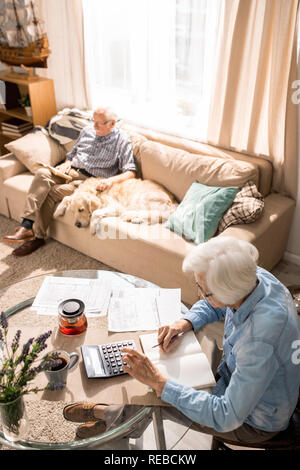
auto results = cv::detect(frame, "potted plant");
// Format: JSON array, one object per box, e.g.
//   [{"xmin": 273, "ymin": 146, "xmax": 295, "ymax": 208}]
[
  {"xmin": 0, "ymin": 311, "xmax": 63, "ymax": 442},
  {"xmin": 18, "ymin": 94, "xmax": 32, "ymax": 117}
]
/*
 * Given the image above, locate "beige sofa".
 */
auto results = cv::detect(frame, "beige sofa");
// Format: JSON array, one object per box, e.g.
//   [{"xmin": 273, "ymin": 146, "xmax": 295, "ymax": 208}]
[{"xmin": 0, "ymin": 123, "xmax": 296, "ymax": 306}]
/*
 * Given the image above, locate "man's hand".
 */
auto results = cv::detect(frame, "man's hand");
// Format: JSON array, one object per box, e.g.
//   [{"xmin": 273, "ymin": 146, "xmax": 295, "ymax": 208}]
[
  {"xmin": 96, "ymin": 178, "xmax": 113, "ymax": 192},
  {"xmin": 56, "ymin": 160, "xmax": 72, "ymax": 175},
  {"xmin": 121, "ymin": 348, "xmax": 167, "ymax": 396}
]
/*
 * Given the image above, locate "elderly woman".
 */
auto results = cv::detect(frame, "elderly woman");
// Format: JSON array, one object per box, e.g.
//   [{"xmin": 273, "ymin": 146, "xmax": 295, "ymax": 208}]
[{"xmin": 64, "ymin": 237, "xmax": 300, "ymax": 445}]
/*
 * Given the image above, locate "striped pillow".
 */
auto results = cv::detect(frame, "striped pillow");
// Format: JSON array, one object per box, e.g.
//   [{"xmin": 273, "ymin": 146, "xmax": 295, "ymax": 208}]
[{"xmin": 217, "ymin": 180, "xmax": 264, "ymax": 233}]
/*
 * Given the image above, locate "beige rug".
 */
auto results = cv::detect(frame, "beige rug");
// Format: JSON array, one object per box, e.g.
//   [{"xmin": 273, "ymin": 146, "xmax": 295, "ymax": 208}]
[
  {"xmin": 0, "ymin": 214, "xmax": 113, "ymax": 290},
  {"xmin": 0, "ymin": 214, "xmax": 115, "ymax": 450}
]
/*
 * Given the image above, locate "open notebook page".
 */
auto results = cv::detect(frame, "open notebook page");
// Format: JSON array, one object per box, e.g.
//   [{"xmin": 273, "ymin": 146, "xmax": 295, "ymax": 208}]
[
  {"xmin": 140, "ymin": 331, "xmax": 203, "ymax": 362},
  {"xmin": 139, "ymin": 331, "xmax": 216, "ymax": 389}
]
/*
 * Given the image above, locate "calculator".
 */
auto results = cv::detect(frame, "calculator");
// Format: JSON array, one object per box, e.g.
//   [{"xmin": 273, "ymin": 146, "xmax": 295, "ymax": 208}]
[{"xmin": 81, "ymin": 340, "xmax": 137, "ymax": 378}]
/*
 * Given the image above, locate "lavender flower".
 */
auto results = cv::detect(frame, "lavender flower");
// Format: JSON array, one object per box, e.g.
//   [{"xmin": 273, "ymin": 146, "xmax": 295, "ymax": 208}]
[
  {"xmin": 11, "ymin": 330, "xmax": 21, "ymax": 353},
  {"xmin": 35, "ymin": 330, "xmax": 52, "ymax": 346},
  {"xmin": 0, "ymin": 311, "xmax": 8, "ymax": 330},
  {"xmin": 21, "ymin": 337, "xmax": 34, "ymax": 356},
  {"xmin": 0, "ymin": 324, "xmax": 56, "ymax": 403}
]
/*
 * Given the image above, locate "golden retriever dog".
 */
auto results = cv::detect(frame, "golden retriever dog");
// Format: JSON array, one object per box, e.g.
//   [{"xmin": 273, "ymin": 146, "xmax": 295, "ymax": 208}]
[{"xmin": 53, "ymin": 177, "xmax": 178, "ymax": 234}]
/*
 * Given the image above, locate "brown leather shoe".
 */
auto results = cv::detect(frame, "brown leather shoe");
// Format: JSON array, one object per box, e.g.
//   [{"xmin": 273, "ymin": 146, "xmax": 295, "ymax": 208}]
[
  {"xmin": 12, "ymin": 238, "xmax": 45, "ymax": 257},
  {"xmin": 63, "ymin": 402, "xmax": 108, "ymax": 423},
  {"xmin": 2, "ymin": 227, "xmax": 35, "ymax": 243},
  {"xmin": 76, "ymin": 421, "xmax": 106, "ymax": 439}
]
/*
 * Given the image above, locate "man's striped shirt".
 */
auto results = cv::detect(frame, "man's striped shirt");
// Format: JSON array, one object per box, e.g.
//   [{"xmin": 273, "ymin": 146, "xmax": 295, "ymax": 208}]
[{"xmin": 66, "ymin": 125, "xmax": 136, "ymax": 178}]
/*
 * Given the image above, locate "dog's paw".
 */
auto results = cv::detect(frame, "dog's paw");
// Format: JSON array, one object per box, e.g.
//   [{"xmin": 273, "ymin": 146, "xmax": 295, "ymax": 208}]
[
  {"xmin": 90, "ymin": 219, "xmax": 98, "ymax": 235},
  {"xmin": 90, "ymin": 214, "xmax": 101, "ymax": 235},
  {"xmin": 130, "ymin": 217, "xmax": 145, "ymax": 224}
]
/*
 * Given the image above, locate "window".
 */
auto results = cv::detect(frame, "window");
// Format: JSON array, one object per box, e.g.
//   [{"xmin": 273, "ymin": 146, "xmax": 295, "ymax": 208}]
[{"xmin": 83, "ymin": 0, "xmax": 222, "ymax": 141}]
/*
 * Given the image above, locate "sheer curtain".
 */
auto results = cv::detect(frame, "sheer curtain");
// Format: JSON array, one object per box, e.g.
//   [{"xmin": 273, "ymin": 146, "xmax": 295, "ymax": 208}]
[
  {"xmin": 82, "ymin": 0, "xmax": 222, "ymax": 140},
  {"xmin": 207, "ymin": 0, "xmax": 299, "ymax": 198},
  {"xmin": 38, "ymin": 0, "xmax": 91, "ymax": 110}
]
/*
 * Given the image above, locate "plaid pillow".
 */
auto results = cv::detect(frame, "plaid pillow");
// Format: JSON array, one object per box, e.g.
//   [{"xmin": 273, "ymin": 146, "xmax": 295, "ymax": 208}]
[{"xmin": 217, "ymin": 180, "xmax": 264, "ymax": 233}]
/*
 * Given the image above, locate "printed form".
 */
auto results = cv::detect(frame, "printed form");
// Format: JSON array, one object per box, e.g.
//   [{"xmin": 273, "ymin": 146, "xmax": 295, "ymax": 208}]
[
  {"xmin": 107, "ymin": 288, "xmax": 182, "ymax": 332},
  {"xmin": 32, "ymin": 276, "xmax": 112, "ymax": 317}
]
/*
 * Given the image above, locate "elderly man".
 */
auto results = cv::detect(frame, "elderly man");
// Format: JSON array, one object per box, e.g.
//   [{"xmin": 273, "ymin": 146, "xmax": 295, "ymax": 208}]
[
  {"xmin": 2, "ymin": 107, "xmax": 136, "ymax": 256},
  {"xmin": 63, "ymin": 236, "xmax": 300, "ymax": 446}
]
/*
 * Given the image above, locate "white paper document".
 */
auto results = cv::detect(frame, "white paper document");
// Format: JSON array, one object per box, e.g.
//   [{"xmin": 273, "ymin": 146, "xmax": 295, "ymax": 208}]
[
  {"xmin": 32, "ymin": 276, "xmax": 112, "ymax": 317},
  {"xmin": 107, "ymin": 288, "xmax": 182, "ymax": 332}
]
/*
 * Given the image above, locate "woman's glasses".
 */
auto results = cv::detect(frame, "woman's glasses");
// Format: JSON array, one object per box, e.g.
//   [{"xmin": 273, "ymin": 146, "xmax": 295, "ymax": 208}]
[{"xmin": 195, "ymin": 282, "xmax": 213, "ymax": 300}]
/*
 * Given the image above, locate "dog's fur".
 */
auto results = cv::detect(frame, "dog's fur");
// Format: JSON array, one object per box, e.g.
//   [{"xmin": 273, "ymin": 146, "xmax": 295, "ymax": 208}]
[{"xmin": 54, "ymin": 177, "xmax": 178, "ymax": 234}]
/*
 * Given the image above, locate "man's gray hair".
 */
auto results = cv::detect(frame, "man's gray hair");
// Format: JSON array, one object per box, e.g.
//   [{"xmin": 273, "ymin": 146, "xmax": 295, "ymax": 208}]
[
  {"xmin": 94, "ymin": 106, "xmax": 118, "ymax": 122},
  {"xmin": 182, "ymin": 236, "xmax": 259, "ymax": 305}
]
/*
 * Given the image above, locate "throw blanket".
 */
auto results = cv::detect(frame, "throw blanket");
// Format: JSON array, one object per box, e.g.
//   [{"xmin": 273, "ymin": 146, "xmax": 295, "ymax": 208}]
[{"xmin": 45, "ymin": 108, "xmax": 93, "ymax": 145}]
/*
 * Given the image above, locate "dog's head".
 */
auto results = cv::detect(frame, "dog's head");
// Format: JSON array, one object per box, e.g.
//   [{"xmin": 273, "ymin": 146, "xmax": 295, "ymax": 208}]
[{"xmin": 54, "ymin": 192, "xmax": 101, "ymax": 228}]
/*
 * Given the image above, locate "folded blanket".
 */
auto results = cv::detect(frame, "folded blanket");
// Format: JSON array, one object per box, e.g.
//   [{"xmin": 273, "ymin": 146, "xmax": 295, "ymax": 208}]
[{"xmin": 45, "ymin": 108, "xmax": 93, "ymax": 145}]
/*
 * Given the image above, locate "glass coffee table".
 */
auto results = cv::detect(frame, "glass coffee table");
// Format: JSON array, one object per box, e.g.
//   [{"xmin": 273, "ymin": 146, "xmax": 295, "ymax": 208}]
[{"xmin": 0, "ymin": 269, "xmax": 189, "ymax": 450}]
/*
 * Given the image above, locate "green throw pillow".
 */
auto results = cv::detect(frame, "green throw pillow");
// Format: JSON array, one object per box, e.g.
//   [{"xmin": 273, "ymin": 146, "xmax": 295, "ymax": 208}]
[{"xmin": 166, "ymin": 182, "xmax": 238, "ymax": 244}]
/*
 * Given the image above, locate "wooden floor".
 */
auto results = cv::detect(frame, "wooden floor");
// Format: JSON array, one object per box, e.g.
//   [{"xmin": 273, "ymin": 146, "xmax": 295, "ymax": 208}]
[{"xmin": 127, "ymin": 260, "xmax": 300, "ymax": 451}]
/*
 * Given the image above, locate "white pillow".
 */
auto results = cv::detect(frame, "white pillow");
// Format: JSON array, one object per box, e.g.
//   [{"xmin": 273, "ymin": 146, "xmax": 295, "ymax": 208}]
[{"xmin": 5, "ymin": 130, "xmax": 66, "ymax": 174}]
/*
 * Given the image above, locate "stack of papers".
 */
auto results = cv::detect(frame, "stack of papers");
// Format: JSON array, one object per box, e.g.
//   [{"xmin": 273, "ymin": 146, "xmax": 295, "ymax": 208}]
[
  {"xmin": 108, "ymin": 288, "xmax": 182, "ymax": 332},
  {"xmin": 32, "ymin": 276, "xmax": 112, "ymax": 317}
]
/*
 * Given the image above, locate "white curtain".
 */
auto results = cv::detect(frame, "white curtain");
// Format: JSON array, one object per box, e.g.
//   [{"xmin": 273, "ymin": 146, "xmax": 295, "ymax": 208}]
[
  {"xmin": 82, "ymin": 0, "xmax": 222, "ymax": 140},
  {"xmin": 38, "ymin": 0, "xmax": 91, "ymax": 110}
]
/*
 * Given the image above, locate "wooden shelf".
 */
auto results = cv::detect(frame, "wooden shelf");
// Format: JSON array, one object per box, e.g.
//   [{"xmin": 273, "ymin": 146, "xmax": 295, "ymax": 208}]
[
  {"xmin": 0, "ymin": 71, "xmax": 57, "ymax": 154},
  {"xmin": 0, "ymin": 107, "xmax": 33, "ymax": 122},
  {"xmin": 0, "ymin": 70, "xmax": 49, "ymax": 86}
]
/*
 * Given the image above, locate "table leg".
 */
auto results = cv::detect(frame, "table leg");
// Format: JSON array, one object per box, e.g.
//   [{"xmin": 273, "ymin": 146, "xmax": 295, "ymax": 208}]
[{"xmin": 152, "ymin": 407, "xmax": 166, "ymax": 450}]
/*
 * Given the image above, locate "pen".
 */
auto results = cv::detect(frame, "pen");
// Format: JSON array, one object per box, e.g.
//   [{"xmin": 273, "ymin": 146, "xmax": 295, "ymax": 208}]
[{"xmin": 152, "ymin": 331, "xmax": 184, "ymax": 348}]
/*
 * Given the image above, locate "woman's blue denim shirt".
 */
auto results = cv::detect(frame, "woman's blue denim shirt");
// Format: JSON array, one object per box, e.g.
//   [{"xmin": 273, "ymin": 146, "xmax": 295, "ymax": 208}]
[{"xmin": 161, "ymin": 267, "xmax": 300, "ymax": 432}]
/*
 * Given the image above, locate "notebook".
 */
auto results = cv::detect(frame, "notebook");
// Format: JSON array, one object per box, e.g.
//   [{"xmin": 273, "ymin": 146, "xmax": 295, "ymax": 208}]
[{"xmin": 139, "ymin": 330, "xmax": 216, "ymax": 389}]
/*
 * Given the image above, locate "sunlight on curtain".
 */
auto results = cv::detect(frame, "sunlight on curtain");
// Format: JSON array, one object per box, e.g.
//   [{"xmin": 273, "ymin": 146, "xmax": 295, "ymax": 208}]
[{"xmin": 82, "ymin": 0, "xmax": 222, "ymax": 141}]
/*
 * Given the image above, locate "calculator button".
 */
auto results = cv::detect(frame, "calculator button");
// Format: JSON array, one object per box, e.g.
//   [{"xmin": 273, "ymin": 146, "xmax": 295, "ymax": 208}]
[
  {"xmin": 122, "ymin": 342, "xmax": 128, "ymax": 346},
  {"xmin": 119, "ymin": 367, "xmax": 123, "ymax": 372}
]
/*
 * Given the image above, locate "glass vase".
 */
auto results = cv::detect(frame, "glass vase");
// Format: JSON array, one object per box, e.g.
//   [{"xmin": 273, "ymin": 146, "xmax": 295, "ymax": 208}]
[{"xmin": 0, "ymin": 395, "xmax": 29, "ymax": 442}]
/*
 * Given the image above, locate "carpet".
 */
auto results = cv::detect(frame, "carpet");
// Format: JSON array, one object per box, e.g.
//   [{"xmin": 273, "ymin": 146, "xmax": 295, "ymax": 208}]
[
  {"xmin": 0, "ymin": 214, "xmax": 113, "ymax": 290},
  {"xmin": 0, "ymin": 214, "xmax": 116, "ymax": 450}
]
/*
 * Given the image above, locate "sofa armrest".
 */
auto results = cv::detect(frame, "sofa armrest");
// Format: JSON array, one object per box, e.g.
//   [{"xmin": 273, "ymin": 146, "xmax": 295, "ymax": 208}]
[{"xmin": 0, "ymin": 153, "xmax": 27, "ymax": 183}]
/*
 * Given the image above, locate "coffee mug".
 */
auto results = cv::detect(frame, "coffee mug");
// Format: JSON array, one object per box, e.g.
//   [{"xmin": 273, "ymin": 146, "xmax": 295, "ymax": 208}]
[{"xmin": 45, "ymin": 350, "xmax": 79, "ymax": 389}]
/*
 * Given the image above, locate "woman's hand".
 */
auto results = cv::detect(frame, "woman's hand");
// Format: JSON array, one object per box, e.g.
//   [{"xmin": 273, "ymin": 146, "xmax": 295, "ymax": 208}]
[
  {"xmin": 157, "ymin": 319, "xmax": 193, "ymax": 352},
  {"xmin": 121, "ymin": 348, "xmax": 167, "ymax": 396}
]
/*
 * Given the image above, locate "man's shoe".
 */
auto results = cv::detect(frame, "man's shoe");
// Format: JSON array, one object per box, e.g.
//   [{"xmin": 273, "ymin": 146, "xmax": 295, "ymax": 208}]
[
  {"xmin": 76, "ymin": 421, "xmax": 106, "ymax": 439},
  {"xmin": 63, "ymin": 402, "xmax": 108, "ymax": 423},
  {"xmin": 2, "ymin": 227, "xmax": 35, "ymax": 243},
  {"xmin": 12, "ymin": 238, "xmax": 45, "ymax": 257}
]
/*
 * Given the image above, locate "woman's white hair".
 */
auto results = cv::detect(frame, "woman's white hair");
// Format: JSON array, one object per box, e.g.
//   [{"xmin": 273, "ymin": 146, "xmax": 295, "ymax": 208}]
[{"xmin": 182, "ymin": 236, "xmax": 259, "ymax": 305}]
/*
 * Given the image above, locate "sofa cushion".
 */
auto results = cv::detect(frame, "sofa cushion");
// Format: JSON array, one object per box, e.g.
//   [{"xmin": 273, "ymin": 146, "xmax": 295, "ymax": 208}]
[
  {"xmin": 126, "ymin": 123, "xmax": 272, "ymax": 197},
  {"xmin": 140, "ymin": 141, "xmax": 258, "ymax": 202},
  {"xmin": 166, "ymin": 182, "xmax": 238, "ymax": 243},
  {"xmin": 5, "ymin": 130, "xmax": 66, "ymax": 174},
  {"xmin": 0, "ymin": 153, "xmax": 27, "ymax": 183},
  {"xmin": 3, "ymin": 172, "xmax": 34, "ymax": 221},
  {"xmin": 218, "ymin": 180, "xmax": 264, "ymax": 233}
]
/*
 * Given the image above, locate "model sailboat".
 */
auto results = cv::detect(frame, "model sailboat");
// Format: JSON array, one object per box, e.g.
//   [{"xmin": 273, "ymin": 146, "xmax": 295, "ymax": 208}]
[{"xmin": 0, "ymin": 0, "xmax": 50, "ymax": 68}]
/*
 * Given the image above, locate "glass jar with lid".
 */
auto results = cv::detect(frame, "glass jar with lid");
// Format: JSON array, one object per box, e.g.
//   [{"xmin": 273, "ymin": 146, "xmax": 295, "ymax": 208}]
[{"xmin": 58, "ymin": 299, "xmax": 88, "ymax": 336}]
